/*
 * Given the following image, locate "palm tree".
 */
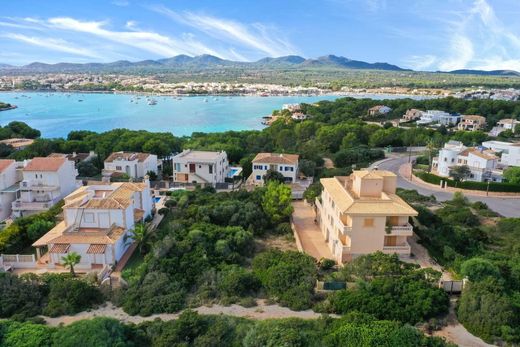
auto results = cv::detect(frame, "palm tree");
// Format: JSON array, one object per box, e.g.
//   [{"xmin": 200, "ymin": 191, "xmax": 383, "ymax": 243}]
[
  {"xmin": 426, "ymin": 139, "xmax": 437, "ymax": 172},
  {"xmin": 62, "ymin": 252, "xmax": 81, "ymax": 276},
  {"xmin": 130, "ymin": 223, "xmax": 152, "ymax": 254}
]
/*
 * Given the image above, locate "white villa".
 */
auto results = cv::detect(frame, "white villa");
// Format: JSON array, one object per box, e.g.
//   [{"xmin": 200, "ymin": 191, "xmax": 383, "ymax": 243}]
[
  {"xmin": 251, "ymin": 153, "xmax": 299, "ymax": 185},
  {"xmin": 482, "ymin": 140, "xmax": 520, "ymax": 167},
  {"xmin": 172, "ymin": 150, "xmax": 233, "ymax": 186},
  {"xmin": 417, "ymin": 110, "xmax": 461, "ymax": 126},
  {"xmin": 432, "ymin": 141, "xmax": 503, "ymax": 182},
  {"xmin": 0, "ymin": 159, "xmax": 20, "ymax": 221},
  {"xmin": 103, "ymin": 151, "xmax": 159, "ymax": 179},
  {"xmin": 12, "ymin": 157, "xmax": 79, "ymax": 218},
  {"xmin": 489, "ymin": 118, "xmax": 520, "ymax": 136},
  {"xmin": 368, "ymin": 105, "xmax": 392, "ymax": 116},
  {"xmin": 32, "ymin": 179, "xmax": 153, "ymax": 270}
]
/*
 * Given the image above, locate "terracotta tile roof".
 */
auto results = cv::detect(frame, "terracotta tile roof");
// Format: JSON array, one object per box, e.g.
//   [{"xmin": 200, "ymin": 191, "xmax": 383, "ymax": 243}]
[
  {"xmin": 105, "ymin": 151, "xmax": 151, "ymax": 163},
  {"xmin": 86, "ymin": 244, "xmax": 107, "ymax": 254},
  {"xmin": 462, "ymin": 115, "xmax": 485, "ymax": 122},
  {"xmin": 24, "ymin": 157, "xmax": 66, "ymax": 172},
  {"xmin": 0, "ymin": 159, "xmax": 15, "ymax": 173},
  {"xmin": 0, "ymin": 138, "xmax": 34, "ymax": 149},
  {"xmin": 252, "ymin": 152, "xmax": 299, "ymax": 165},
  {"xmin": 33, "ymin": 221, "xmax": 69, "ymax": 246},
  {"xmin": 352, "ymin": 170, "xmax": 395, "ymax": 179},
  {"xmin": 468, "ymin": 149, "xmax": 496, "ymax": 160},
  {"xmin": 63, "ymin": 182, "xmax": 145, "ymax": 209},
  {"xmin": 49, "ymin": 243, "xmax": 70, "ymax": 253},
  {"xmin": 48, "ymin": 152, "xmax": 91, "ymax": 162}
]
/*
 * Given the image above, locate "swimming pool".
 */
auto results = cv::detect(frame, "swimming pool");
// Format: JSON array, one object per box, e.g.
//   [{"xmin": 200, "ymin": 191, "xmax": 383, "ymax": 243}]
[
  {"xmin": 153, "ymin": 197, "xmax": 161, "ymax": 203},
  {"xmin": 227, "ymin": 167, "xmax": 243, "ymax": 178}
]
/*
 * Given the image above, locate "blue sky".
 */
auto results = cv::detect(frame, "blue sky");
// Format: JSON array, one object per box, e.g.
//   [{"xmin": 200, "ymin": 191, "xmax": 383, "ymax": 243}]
[{"xmin": 1, "ymin": 0, "xmax": 520, "ymax": 71}]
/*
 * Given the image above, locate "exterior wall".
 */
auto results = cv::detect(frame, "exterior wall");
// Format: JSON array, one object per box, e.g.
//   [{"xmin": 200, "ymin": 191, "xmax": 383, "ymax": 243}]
[
  {"xmin": 104, "ymin": 155, "xmax": 158, "ymax": 179},
  {"xmin": 437, "ymin": 148, "xmax": 461, "ymax": 177},
  {"xmin": 172, "ymin": 151, "xmax": 229, "ymax": 185},
  {"xmin": 49, "ymin": 243, "xmax": 114, "ymax": 267},
  {"xmin": 252, "ymin": 162, "xmax": 298, "ymax": 184},
  {"xmin": 0, "ymin": 162, "xmax": 19, "ymax": 220},
  {"xmin": 482, "ymin": 141, "xmax": 520, "ymax": 167}
]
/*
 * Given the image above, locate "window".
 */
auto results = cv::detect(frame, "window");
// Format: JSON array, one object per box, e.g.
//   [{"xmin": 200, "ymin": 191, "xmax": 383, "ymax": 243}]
[
  {"xmin": 264, "ymin": 165, "xmax": 268, "ymax": 170},
  {"xmin": 444, "ymin": 158, "xmax": 447, "ymax": 162},
  {"xmin": 209, "ymin": 165, "xmax": 213, "ymax": 174},
  {"xmin": 35, "ymin": 174, "xmax": 38, "ymax": 178},
  {"xmin": 363, "ymin": 218, "xmax": 374, "ymax": 227},
  {"xmin": 174, "ymin": 163, "xmax": 181, "ymax": 172},
  {"xmin": 116, "ymin": 166, "xmax": 122, "ymax": 170},
  {"xmin": 83, "ymin": 213, "xmax": 95, "ymax": 223},
  {"xmin": 290, "ymin": 167, "xmax": 294, "ymax": 172},
  {"xmin": 256, "ymin": 175, "xmax": 261, "ymax": 180}
]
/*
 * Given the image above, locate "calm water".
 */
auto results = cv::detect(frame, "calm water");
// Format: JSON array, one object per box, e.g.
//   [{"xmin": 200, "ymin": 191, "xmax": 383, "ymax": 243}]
[{"xmin": 0, "ymin": 92, "xmax": 419, "ymax": 138}]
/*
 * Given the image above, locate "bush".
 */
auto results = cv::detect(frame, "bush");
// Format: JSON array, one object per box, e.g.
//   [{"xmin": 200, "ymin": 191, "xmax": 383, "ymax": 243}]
[
  {"xmin": 253, "ymin": 250, "xmax": 317, "ymax": 310},
  {"xmin": 460, "ymin": 257, "xmax": 501, "ymax": 282},
  {"xmin": 217, "ymin": 265, "xmax": 260, "ymax": 299},
  {"xmin": 416, "ymin": 171, "xmax": 520, "ymax": 192}
]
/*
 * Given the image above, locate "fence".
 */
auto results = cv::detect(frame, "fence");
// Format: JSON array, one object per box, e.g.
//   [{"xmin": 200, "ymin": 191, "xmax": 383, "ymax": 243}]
[
  {"xmin": 439, "ymin": 280, "xmax": 466, "ymax": 294},
  {"xmin": 1, "ymin": 254, "xmax": 36, "ymax": 269}
]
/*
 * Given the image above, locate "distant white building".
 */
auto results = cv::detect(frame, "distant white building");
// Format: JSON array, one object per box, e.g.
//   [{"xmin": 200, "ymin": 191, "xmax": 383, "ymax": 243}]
[
  {"xmin": 12, "ymin": 157, "xmax": 79, "ymax": 218},
  {"xmin": 368, "ymin": 105, "xmax": 392, "ymax": 116},
  {"xmin": 482, "ymin": 140, "xmax": 520, "ymax": 167},
  {"xmin": 457, "ymin": 115, "xmax": 486, "ymax": 131},
  {"xmin": 432, "ymin": 141, "xmax": 502, "ymax": 182},
  {"xmin": 489, "ymin": 119, "xmax": 520, "ymax": 136},
  {"xmin": 0, "ymin": 160, "xmax": 20, "ymax": 221},
  {"xmin": 172, "ymin": 150, "xmax": 231, "ymax": 186},
  {"xmin": 32, "ymin": 179, "xmax": 153, "ymax": 270},
  {"xmin": 417, "ymin": 110, "xmax": 461, "ymax": 126},
  {"xmin": 103, "ymin": 152, "xmax": 159, "ymax": 179},
  {"xmin": 291, "ymin": 112, "xmax": 309, "ymax": 121},
  {"xmin": 401, "ymin": 109, "xmax": 423, "ymax": 122},
  {"xmin": 251, "ymin": 153, "xmax": 299, "ymax": 185}
]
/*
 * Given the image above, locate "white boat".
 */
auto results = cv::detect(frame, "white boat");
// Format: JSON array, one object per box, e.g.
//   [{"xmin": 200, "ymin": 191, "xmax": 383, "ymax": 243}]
[
  {"xmin": 148, "ymin": 99, "xmax": 157, "ymax": 105},
  {"xmin": 204, "ymin": 98, "xmax": 208, "ymax": 102}
]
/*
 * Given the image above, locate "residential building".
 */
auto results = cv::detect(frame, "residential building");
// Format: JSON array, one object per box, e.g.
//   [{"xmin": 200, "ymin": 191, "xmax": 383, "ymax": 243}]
[
  {"xmin": 401, "ymin": 108, "xmax": 423, "ymax": 122},
  {"xmin": 291, "ymin": 112, "xmax": 309, "ymax": 121},
  {"xmin": 457, "ymin": 115, "xmax": 486, "ymax": 131},
  {"xmin": 0, "ymin": 138, "xmax": 35, "ymax": 151},
  {"xmin": 103, "ymin": 151, "xmax": 158, "ymax": 179},
  {"xmin": 315, "ymin": 170, "xmax": 418, "ymax": 263},
  {"xmin": 12, "ymin": 157, "xmax": 79, "ymax": 218},
  {"xmin": 251, "ymin": 153, "xmax": 299, "ymax": 185},
  {"xmin": 482, "ymin": 140, "xmax": 520, "ymax": 167},
  {"xmin": 489, "ymin": 118, "xmax": 520, "ymax": 136},
  {"xmin": 172, "ymin": 150, "xmax": 230, "ymax": 186},
  {"xmin": 368, "ymin": 105, "xmax": 392, "ymax": 116},
  {"xmin": 416, "ymin": 110, "xmax": 461, "ymax": 126},
  {"xmin": 32, "ymin": 179, "xmax": 153, "ymax": 270},
  {"xmin": 0, "ymin": 159, "xmax": 20, "ymax": 221},
  {"xmin": 432, "ymin": 141, "xmax": 503, "ymax": 182},
  {"xmin": 48, "ymin": 151, "xmax": 97, "ymax": 165},
  {"xmin": 282, "ymin": 103, "xmax": 301, "ymax": 112}
]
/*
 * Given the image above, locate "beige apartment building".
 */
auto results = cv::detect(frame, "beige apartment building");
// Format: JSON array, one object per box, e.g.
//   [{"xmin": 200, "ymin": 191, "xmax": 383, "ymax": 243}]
[{"xmin": 315, "ymin": 170, "xmax": 418, "ymax": 263}]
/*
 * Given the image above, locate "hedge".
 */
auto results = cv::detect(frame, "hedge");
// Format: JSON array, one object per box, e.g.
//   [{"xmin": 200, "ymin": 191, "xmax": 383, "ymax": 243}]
[{"xmin": 415, "ymin": 171, "xmax": 520, "ymax": 193}]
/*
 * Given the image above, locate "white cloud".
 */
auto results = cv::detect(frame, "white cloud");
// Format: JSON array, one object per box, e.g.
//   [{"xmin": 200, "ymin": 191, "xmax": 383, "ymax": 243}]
[
  {"xmin": 45, "ymin": 17, "xmax": 230, "ymax": 59},
  {"xmin": 2, "ymin": 33, "xmax": 101, "ymax": 58},
  {"xmin": 405, "ymin": 55, "xmax": 438, "ymax": 71},
  {"xmin": 412, "ymin": 0, "xmax": 520, "ymax": 71},
  {"xmin": 151, "ymin": 6, "xmax": 299, "ymax": 57}
]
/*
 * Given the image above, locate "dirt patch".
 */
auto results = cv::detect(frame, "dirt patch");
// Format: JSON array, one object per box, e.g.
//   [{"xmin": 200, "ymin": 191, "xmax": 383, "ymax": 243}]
[{"xmin": 255, "ymin": 234, "xmax": 298, "ymax": 253}]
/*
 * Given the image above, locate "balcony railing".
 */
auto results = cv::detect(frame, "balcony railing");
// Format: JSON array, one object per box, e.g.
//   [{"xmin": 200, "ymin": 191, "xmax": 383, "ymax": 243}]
[
  {"xmin": 382, "ymin": 241, "xmax": 411, "ymax": 254},
  {"xmin": 387, "ymin": 223, "xmax": 414, "ymax": 236},
  {"xmin": 12, "ymin": 201, "xmax": 52, "ymax": 210}
]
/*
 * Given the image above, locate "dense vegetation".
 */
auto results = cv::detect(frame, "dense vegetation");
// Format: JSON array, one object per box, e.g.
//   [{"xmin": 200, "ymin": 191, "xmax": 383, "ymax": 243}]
[
  {"xmin": 0, "ymin": 202, "xmax": 62, "ymax": 254},
  {"xmin": 0, "ymin": 272, "xmax": 102, "ymax": 319},
  {"xmin": 317, "ymin": 253, "xmax": 449, "ymax": 324},
  {"xmin": 117, "ymin": 185, "xmax": 304, "ymax": 314},
  {"xmin": 0, "ymin": 310, "xmax": 453, "ymax": 347},
  {"xmin": 401, "ymin": 191, "xmax": 520, "ymax": 344}
]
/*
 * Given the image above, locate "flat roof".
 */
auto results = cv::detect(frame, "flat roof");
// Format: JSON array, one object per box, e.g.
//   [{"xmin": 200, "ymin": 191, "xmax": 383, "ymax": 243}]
[{"xmin": 173, "ymin": 149, "xmax": 224, "ymax": 162}]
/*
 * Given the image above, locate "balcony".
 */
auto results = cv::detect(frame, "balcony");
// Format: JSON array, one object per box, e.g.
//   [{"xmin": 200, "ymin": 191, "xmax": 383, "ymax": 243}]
[
  {"xmin": 315, "ymin": 197, "xmax": 322, "ymax": 212},
  {"xmin": 382, "ymin": 241, "xmax": 411, "ymax": 254},
  {"xmin": 386, "ymin": 223, "xmax": 414, "ymax": 236},
  {"xmin": 12, "ymin": 200, "xmax": 52, "ymax": 211},
  {"xmin": 20, "ymin": 181, "xmax": 59, "ymax": 191}
]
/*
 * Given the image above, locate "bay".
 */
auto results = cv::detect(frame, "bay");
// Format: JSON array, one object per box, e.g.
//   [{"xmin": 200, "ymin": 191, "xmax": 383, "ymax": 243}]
[{"xmin": 0, "ymin": 92, "xmax": 423, "ymax": 138}]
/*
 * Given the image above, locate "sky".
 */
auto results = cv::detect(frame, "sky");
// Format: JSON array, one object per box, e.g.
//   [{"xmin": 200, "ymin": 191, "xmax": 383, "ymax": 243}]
[{"xmin": 1, "ymin": 0, "xmax": 520, "ymax": 71}]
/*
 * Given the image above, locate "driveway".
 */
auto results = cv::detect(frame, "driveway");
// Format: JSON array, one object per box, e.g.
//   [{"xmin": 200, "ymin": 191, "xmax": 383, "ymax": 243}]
[
  {"xmin": 372, "ymin": 155, "xmax": 520, "ymax": 217},
  {"xmin": 291, "ymin": 201, "xmax": 334, "ymax": 260}
]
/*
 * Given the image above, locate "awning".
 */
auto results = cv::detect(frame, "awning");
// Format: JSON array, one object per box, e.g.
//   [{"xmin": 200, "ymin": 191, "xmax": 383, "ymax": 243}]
[
  {"xmin": 87, "ymin": 244, "xmax": 107, "ymax": 254},
  {"xmin": 49, "ymin": 243, "xmax": 70, "ymax": 253}
]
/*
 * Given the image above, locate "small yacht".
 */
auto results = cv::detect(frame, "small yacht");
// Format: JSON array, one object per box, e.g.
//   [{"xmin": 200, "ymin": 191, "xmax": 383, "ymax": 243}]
[
  {"xmin": 148, "ymin": 99, "xmax": 157, "ymax": 105},
  {"xmin": 203, "ymin": 98, "xmax": 208, "ymax": 102}
]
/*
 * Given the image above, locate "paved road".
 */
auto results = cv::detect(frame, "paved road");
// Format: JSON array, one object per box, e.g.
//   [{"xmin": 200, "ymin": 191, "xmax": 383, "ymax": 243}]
[{"xmin": 373, "ymin": 155, "xmax": 520, "ymax": 217}]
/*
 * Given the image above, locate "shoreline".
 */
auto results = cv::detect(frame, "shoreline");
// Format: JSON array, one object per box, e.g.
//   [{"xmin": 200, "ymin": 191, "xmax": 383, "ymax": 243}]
[
  {"xmin": 0, "ymin": 89, "xmax": 440, "ymax": 99},
  {"xmin": 0, "ymin": 105, "xmax": 17, "ymax": 112}
]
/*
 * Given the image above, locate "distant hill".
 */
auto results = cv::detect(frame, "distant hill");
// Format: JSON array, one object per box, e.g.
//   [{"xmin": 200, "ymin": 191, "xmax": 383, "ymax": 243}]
[
  {"xmin": 1, "ymin": 55, "xmax": 519, "ymax": 76},
  {"xmin": 448, "ymin": 69, "xmax": 520, "ymax": 77},
  {"xmin": 0, "ymin": 54, "xmax": 410, "ymax": 73}
]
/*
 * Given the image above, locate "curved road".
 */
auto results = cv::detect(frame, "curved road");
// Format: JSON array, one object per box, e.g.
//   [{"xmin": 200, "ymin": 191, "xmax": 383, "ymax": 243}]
[{"xmin": 374, "ymin": 155, "xmax": 520, "ymax": 218}]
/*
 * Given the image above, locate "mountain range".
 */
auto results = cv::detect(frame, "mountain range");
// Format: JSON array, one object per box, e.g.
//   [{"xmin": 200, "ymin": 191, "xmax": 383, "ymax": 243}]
[{"xmin": 0, "ymin": 54, "xmax": 518, "ymax": 76}]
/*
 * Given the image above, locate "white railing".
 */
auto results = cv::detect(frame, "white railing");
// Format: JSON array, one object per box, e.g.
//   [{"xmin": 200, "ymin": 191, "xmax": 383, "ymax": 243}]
[
  {"xmin": 12, "ymin": 201, "xmax": 52, "ymax": 210},
  {"xmin": 382, "ymin": 243, "xmax": 411, "ymax": 254},
  {"xmin": 1, "ymin": 254, "xmax": 36, "ymax": 269},
  {"xmin": 388, "ymin": 224, "xmax": 414, "ymax": 235}
]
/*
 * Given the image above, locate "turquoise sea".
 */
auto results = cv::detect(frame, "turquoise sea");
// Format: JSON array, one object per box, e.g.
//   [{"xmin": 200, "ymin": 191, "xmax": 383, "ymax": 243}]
[{"xmin": 0, "ymin": 92, "xmax": 420, "ymax": 138}]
